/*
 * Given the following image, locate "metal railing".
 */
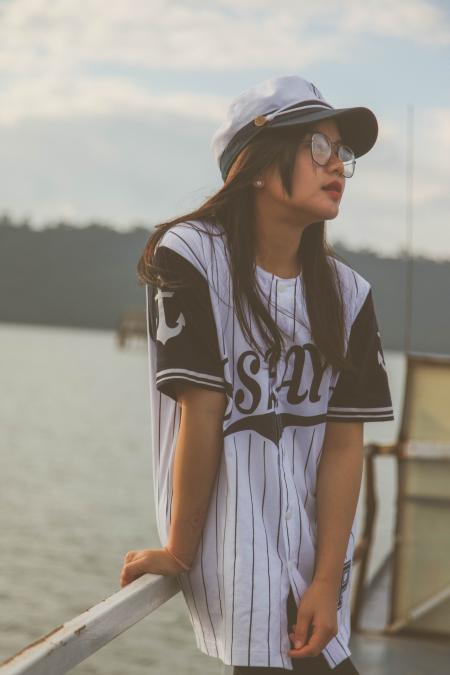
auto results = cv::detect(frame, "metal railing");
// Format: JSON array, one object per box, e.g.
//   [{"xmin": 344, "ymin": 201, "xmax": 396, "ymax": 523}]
[{"xmin": 0, "ymin": 574, "xmax": 180, "ymax": 675}]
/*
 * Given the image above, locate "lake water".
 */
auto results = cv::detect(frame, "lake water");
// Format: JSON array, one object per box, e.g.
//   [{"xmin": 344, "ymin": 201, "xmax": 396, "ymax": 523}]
[{"xmin": 0, "ymin": 323, "xmax": 405, "ymax": 674}]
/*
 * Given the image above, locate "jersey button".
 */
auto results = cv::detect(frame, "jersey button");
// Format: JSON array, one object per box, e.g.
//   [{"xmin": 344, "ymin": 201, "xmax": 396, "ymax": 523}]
[{"xmin": 285, "ymin": 509, "xmax": 292, "ymax": 520}]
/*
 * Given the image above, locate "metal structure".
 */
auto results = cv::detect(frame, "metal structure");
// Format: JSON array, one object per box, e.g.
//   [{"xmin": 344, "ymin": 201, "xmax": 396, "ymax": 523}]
[{"xmin": 351, "ymin": 351, "xmax": 450, "ymax": 643}]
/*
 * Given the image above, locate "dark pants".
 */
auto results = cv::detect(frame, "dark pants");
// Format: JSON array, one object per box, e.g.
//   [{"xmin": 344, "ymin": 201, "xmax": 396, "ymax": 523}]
[{"xmin": 232, "ymin": 588, "xmax": 360, "ymax": 674}]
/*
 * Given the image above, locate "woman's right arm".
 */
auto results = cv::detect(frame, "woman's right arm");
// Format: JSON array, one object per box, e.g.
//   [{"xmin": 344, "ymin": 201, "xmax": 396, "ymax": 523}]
[{"xmin": 165, "ymin": 383, "xmax": 227, "ymax": 569}]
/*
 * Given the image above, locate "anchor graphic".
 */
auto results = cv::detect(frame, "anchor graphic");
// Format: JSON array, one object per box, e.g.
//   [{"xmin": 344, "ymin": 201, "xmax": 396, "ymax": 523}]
[{"xmin": 156, "ymin": 288, "xmax": 186, "ymax": 345}]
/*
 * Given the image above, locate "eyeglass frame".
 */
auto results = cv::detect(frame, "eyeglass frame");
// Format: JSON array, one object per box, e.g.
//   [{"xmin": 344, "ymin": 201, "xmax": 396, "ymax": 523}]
[{"xmin": 297, "ymin": 131, "xmax": 356, "ymax": 178}]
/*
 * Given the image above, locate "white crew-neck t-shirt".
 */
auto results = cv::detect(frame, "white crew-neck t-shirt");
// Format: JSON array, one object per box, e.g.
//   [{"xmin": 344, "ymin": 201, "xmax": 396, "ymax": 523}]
[{"xmin": 145, "ymin": 219, "xmax": 394, "ymax": 670}]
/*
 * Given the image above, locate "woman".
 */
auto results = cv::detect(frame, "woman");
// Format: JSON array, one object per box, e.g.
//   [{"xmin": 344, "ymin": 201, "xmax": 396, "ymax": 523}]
[{"xmin": 119, "ymin": 74, "xmax": 394, "ymax": 674}]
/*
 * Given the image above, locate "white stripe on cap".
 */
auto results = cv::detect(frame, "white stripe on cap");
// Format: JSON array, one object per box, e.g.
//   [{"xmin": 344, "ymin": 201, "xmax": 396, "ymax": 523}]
[{"xmin": 263, "ymin": 101, "xmax": 332, "ymax": 123}]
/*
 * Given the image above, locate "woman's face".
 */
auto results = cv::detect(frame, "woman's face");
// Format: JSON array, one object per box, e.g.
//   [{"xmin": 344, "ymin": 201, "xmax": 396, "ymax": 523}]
[{"xmin": 259, "ymin": 118, "xmax": 347, "ymax": 223}]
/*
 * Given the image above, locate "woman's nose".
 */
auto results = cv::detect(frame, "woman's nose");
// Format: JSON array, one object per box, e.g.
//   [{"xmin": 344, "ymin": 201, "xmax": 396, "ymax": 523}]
[{"xmin": 326, "ymin": 151, "xmax": 345, "ymax": 175}]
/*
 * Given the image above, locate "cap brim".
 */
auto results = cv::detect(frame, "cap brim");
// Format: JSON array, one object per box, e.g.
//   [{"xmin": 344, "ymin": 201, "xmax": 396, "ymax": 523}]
[{"xmin": 267, "ymin": 106, "xmax": 378, "ymax": 159}]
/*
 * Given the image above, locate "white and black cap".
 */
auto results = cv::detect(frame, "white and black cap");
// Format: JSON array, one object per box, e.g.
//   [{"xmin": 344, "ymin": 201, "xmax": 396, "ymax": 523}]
[{"xmin": 211, "ymin": 74, "xmax": 378, "ymax": 182}]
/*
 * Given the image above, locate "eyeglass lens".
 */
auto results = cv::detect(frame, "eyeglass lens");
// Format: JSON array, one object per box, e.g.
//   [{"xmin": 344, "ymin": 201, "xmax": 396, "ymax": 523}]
[{"xmin": 311, "ymin": 132, "xmax": 355, "ymax": 178}]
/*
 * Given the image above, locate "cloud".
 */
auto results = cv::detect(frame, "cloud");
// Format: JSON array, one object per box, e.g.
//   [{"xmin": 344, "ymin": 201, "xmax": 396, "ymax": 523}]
[
  {"xmin": 0, "ymin": 73, "xmax": 228, "ymax": 126},
  {"xmin": 0, "ymin": 1, "xmax": 345, "ymax": 76},
  {"xmin": 338, "ymin": 0, "xmax": 450, "ymax": 46},
  {"xmin": 0, "ymin": 0, "xmax": 448, "ymax": 124},
  {"xmin": 427, "ymin": 107, "xmax": 450, "ymax": 157}
]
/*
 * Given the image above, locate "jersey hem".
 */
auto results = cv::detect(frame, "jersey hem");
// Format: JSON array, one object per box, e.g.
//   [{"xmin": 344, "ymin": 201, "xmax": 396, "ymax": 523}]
[
  {"xmin": 196, "ymin": 637, "xmax": 293, "ymax": 670},
  {"xmin": 196, "ymin": 635, "xmax": 351, "ymax": 671}
]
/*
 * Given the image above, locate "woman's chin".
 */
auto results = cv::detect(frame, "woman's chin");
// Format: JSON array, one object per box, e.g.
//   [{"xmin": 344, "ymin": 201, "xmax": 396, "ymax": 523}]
[
  {"xmin": 307, "ymin": 196, "xmax": 341, "ymax": 219},
  {"xmin": 313, "ymin": 204, "xmax": 340, "ymax": 220},
  {"xmin": 326, "ymin": 207, "xmax": 340, "ymax": 219},
  {"xmin": 292, "ymin": 200, "xmax": 339, "ymax": 222}
]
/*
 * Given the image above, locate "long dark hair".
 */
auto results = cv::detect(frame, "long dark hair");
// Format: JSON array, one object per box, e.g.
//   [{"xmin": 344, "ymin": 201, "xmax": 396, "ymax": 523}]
[{"xmin": 137, "ymin": 122, "xmax": 357, "ymax": 376}]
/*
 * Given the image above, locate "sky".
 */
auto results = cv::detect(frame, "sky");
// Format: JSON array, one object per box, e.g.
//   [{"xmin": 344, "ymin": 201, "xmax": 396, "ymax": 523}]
[{"xmin": 0, "ymin": 0, "xmax": 449, "ymax": 260}]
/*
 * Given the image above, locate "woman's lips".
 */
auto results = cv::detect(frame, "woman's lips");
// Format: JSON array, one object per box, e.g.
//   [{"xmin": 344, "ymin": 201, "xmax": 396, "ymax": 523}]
[{"xmin": 322, "ymin": 188, "xmax": 341, "ymax": 200}]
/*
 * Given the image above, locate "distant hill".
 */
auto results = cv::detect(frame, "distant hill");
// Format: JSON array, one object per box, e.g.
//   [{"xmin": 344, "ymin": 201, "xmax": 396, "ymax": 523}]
[{"xmin": 0, "ymin": 215, "xmax": 448, "ymax": 355}]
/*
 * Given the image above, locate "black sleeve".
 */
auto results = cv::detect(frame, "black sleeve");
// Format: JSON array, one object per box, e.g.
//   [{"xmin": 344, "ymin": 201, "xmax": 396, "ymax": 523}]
[
  {"xmin": 326, "ymin": 288, "xmax": 394, "ymax": 423},
  {"xmin": 147, "ymin": 244, "xmax": 227, "ymax": 403}
]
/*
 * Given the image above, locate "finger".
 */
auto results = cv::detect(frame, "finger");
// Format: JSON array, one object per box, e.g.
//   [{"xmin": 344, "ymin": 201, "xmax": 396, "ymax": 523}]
[
  {"xmin": 293, "ymin": 612, "xmax": 313, "ymax": 649},
  {"xmin": 124, "ymin": 550, "xmax": 137, "ymax": 562},
  {"xmin": 128, "ymin": 557, "xmax": 148, "ymax": 579},
  {"xmin": 122, "ymin": 558, "xmax": 148, "ymax": 585},
  {"xmin": 120, "ymin": 562, "xmax": 136, "ymax": 585},
  {"xmin": 125, "ymin": 553, "xmax": 149, "ymax": 574},
  {"xmin": 289, "ymin": 628, "xmax": 329, "ymax": 658},
  {"xmin": 128, "ymin": 552, "xmax": 147, "ymax": 564},
  {"xmin": 120, "ymin": 553, "xmax": 138, "ymax": 583},
  {"xmin": 288, "ymin": 628, "xmax": 311, "ymax": 650}
]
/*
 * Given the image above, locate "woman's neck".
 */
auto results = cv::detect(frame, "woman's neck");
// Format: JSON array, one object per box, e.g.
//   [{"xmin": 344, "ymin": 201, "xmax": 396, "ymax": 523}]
[
  {"xmin": 255, "ymin": 221, "xmax": 303, "ymax": 279},
  {"xmin": 253, "ymin": 196, "xmax": 309, "ymax": 279}
]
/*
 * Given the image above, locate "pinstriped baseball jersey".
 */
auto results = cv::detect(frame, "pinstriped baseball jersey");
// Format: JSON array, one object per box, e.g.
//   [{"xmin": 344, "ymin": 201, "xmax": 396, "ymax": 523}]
[{"xmin": 145, "ymin": 219, "xmax": 394, "ymax": 670}]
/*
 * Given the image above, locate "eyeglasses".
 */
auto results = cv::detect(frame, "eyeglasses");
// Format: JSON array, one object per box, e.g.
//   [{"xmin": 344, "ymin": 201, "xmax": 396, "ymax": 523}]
[{"xmin": 299, "ymin": 132, "xmax": 356, "ymax": 178}]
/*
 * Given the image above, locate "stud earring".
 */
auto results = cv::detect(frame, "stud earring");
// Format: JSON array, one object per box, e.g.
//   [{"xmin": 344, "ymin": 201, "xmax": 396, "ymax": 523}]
[{"xmin": 254, "ymin": 179, "xmax": 264, "ymax": 188}]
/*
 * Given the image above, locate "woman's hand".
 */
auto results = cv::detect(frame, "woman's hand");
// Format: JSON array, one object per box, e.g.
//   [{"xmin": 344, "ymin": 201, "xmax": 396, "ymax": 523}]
[
  {"xmin": 120, "ymin": 548, "xmax": 185, "ymax": 588},
  {"xmin": 287, "ymin": 579, "xmax": 339, "ymax": 659}
]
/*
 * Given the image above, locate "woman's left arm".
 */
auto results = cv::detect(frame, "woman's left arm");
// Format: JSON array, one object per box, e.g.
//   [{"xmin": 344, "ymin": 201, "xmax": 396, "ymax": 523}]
[
  {"xmin": 313, "ymin": 420, "xmax": 364, "ymax": 589},
  {"xmin": 288, "ymin": 420, "xmax": 364, "ymax": 658}
]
